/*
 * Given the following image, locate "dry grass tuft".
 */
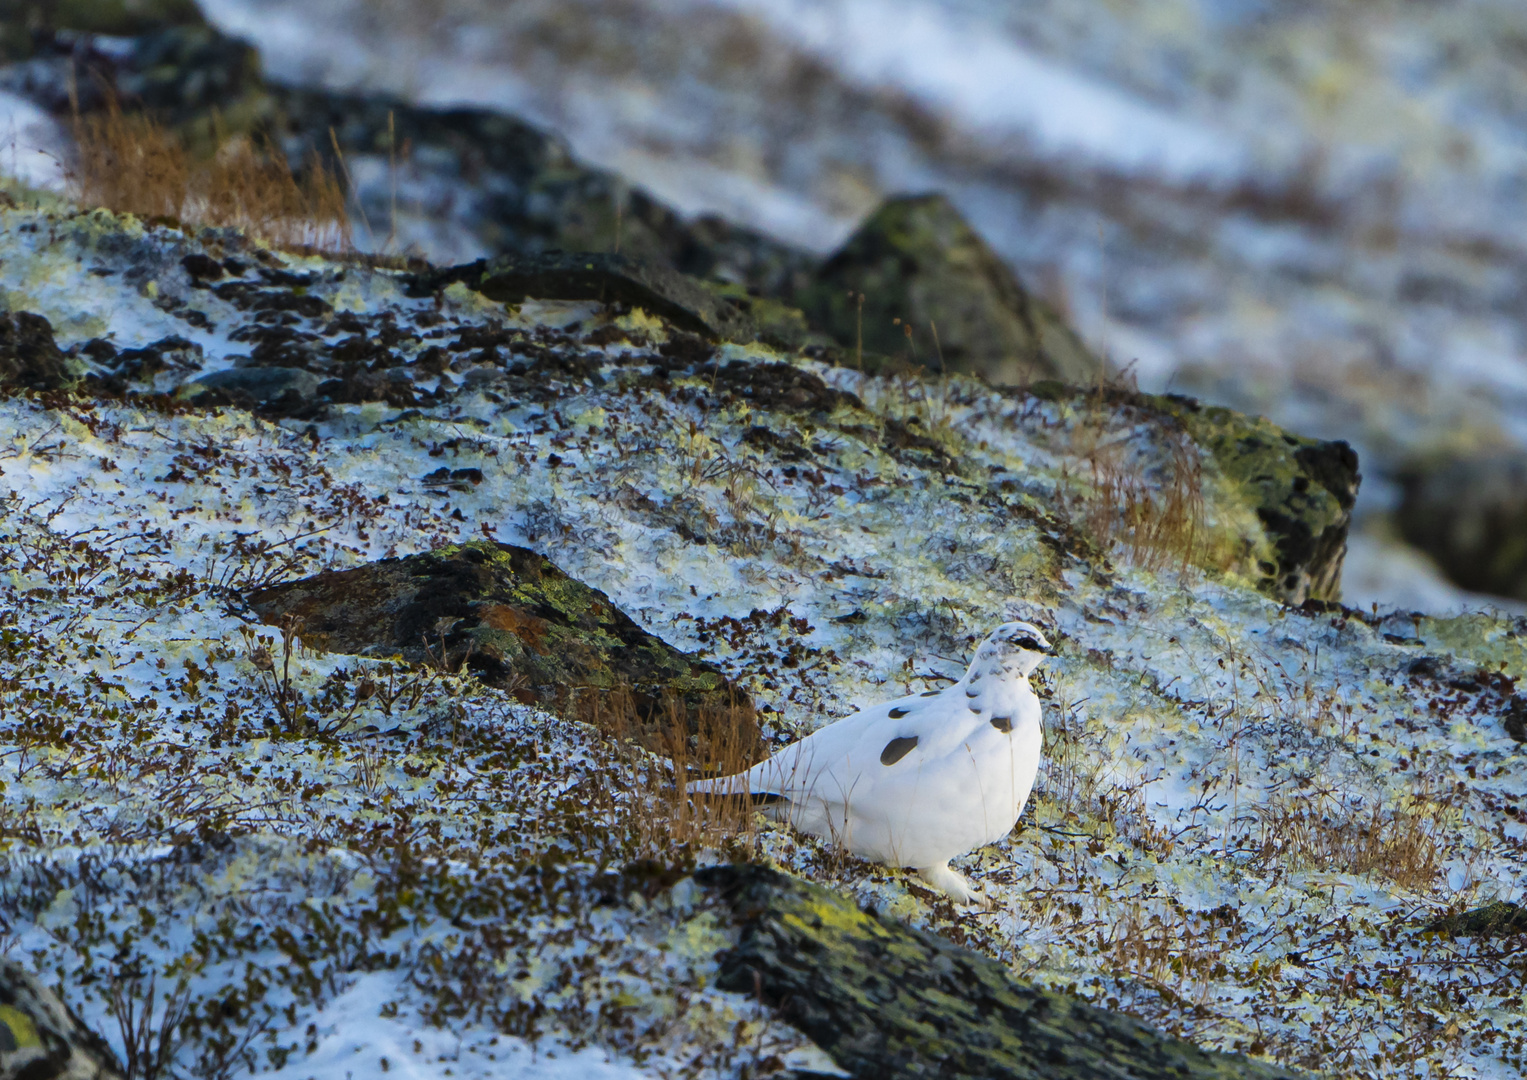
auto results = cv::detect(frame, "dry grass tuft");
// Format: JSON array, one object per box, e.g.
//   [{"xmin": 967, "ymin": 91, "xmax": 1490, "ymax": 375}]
[
  {"xmin": 70, "ymin": 102, "xmax": 350, "ymax": 251},
  {"xmin": 1079, "ymin": 430, "xmax": 1204, "ymax": 575},
  {"xmin": 1060, "ymin": 387, "xmax": 1205, "ymax": 575},
  {"xmin": 563, "ymin": 682, "xmax": 769, "ymax": 859},
  {"xmin": 1253, "ymin": 796, "xmax": 1443, "ymax": 892}
]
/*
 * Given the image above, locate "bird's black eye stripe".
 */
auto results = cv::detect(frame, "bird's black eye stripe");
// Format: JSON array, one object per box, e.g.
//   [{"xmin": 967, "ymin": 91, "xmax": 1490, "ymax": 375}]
[{"xmin": 1017, "ymin": 636, "xmax": 1041, "ymax": 651}]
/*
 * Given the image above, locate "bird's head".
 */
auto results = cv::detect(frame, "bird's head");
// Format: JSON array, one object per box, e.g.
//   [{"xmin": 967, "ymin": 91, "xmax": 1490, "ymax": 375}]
[{"xmin": 969, "ymin": 620, "xmax": 1053, "ymax": 679}]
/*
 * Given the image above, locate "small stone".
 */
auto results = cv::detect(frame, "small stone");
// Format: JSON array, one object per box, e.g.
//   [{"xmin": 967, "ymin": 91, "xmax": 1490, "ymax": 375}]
[{"xmin": 182, "ymin": 366, "xmax": 322, "ymax": 405}]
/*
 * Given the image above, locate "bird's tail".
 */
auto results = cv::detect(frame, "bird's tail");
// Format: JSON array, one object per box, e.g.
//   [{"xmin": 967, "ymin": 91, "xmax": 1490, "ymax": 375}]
[{"xmin": 685, "ymin": 773, "xmax": 784, "ymax": 805}]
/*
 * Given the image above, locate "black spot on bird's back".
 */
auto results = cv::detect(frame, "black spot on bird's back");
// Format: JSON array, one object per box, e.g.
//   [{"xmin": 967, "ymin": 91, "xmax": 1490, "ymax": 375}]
[
  {"xmin": 889, "ymin": 707, "xmax": 909, "ymax": 718},
  {"xmin": 920, "ymin": 690, "xmax": 940, "ymax": 697},
  {"xmin": 990, "ymin": 716, "xmax": 1013, "ymax": 733},
  {"xmin": 880, "ymin": 736, "xmax": 918, "ymax": 766},
  {"xmin": 751, "ymin": 792, "xmax": 786, "ymax": 805}
]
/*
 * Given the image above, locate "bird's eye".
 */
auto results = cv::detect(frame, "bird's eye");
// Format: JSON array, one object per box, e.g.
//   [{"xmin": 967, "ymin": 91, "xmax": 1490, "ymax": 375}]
[{"xmin": 1018, "ymin": 636, "xmax": 1040, "ymax": 651}]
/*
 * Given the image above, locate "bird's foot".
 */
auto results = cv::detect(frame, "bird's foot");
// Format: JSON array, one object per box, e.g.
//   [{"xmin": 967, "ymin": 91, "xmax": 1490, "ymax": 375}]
[{"xmin": 917, "ymin": 863, "xmax": 991, "ymax": 911}]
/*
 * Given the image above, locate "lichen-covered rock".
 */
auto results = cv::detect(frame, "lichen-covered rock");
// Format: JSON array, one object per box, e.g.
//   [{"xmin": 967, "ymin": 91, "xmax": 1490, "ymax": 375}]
[
  {"xmin": 1425, "ymin": 901, "xmax": 1527, "ymax": 938},
  {"xmin": 0, "ymin": 311, "xmax": 73, "ymax": 392},
  {"xmin": 0, "ymin": 960, "xmax": 123, "ymax": 1080},
  {"xmin": 1159, "ymin": 395, "xmax": 1358, "ymax": 604},
  {"xmin": 1397, "ymin": 451, "xmax": 1527, "ymax": 602},
  {"xmin": 1031, "ymin": 384, "xmax": 1360, "ymax": 604},
  {"xmin": 409, "ymin": 251, "xmax": 759, "ymax": 342},
  {"xmin": 246, "ymin": 539, "xmax": 758, "ymax": 748},
  {"xmin": 697, "ymin": 864, "xmax": 1302, "ymax": 1080},
  {"xmin": 793, "ymin": 194, "xmax": 1105, "ymax": 386}
]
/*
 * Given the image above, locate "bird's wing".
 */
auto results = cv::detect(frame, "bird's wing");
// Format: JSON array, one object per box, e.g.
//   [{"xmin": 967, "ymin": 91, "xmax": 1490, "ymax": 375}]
[{"xmin": 689, "ymin": 689, "xmax": 951, "ymax": 800}]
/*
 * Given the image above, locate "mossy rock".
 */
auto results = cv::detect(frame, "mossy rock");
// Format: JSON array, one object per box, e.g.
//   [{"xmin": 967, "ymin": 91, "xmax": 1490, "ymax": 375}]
[
  {"xmin": 701, "ymin": 280, "xmax": 832, "ymax": 353},
  {"xmin": 246, "ymin": 540, "xmax": 756, "ymax": 748},
  {"xmin": 1150, "ymin": 395, "xmax": 1358, "ymax": 604},
  {"xmin": 793, "ymin": 194, "xmax": 1105, "ymax": 386},
  {"xmin": 1425, "ymin": 901, "xmax": 1527, "ymax": 938},
  {"xmin": 1033, "ymin": 384, "xmax": 1359, "ymax": 604},
  {"xmin": 0, "ymin": 958, "xmax": 124, "ymax": 1080},
  {"xmin": 696, "ymin": 864, "xmax": 1303, "ymax": 1080}
]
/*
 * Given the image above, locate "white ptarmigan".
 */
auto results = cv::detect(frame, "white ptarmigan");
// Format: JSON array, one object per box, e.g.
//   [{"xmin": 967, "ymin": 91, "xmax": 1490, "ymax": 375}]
[{"xmin": 688, "ymin": 621, "xmax": 1051, "ymax": 907}]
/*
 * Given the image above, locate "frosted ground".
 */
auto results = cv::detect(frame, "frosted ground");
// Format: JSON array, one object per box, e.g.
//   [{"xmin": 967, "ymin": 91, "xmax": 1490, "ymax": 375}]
[{"xmin": 0, "ymin": 206, "xmax": 1525, "ymax": 1076}]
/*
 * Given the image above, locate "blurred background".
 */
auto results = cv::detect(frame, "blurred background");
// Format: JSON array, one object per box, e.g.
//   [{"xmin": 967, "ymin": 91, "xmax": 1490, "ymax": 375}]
[{"xmin": 5, "ymin": 0, "xmax": 1527, "ymax": 615}]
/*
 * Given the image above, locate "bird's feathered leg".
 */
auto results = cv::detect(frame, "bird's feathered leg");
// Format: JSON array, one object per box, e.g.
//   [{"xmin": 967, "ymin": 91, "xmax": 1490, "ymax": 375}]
[{"xmin": 917, "ymin": 862, "xmax": 989, "ymax": 910}]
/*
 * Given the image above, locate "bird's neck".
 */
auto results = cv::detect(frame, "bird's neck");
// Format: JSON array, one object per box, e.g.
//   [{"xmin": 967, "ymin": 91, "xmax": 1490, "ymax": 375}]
[
  {"xmin": 964, "ymin": 657, "xmax": 1024, "ymax": 686},
  {"xmin": 962, "ymin": 662, "xmax": 1033, "ymax": 719}
]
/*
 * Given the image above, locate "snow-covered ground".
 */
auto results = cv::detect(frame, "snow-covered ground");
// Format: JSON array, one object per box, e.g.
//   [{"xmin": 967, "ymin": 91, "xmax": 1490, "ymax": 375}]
[
  {"xmin": 0, "ymin": 90, "xmax": 68, "ymax": 192},
  {"xmin": 1, "ymin": 205, "xmax": 1525, "ymax": 1077}
]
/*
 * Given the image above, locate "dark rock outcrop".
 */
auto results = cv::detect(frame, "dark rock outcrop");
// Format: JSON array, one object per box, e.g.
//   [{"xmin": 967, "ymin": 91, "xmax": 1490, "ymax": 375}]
[
  {"xmin": 271, "ymin": 87, "xmax": 818, "ymax": 299},
  {"xmin": 1425, "ymin": 901, "xmax": 1527, "ymax": 937},
  {"xmin": 1, "ymin": 0, "xmax": 202, "ymax": 58},
  {"xmin": 21, "ymin": 25, "xmax": 1108, "ymax": 381},
  {"xmin": 16, "ymin": 23, "xmax": 817, "ymax": 296},
  {"xmin": 409, "ymin": 251, "xmax": 758, "ymax": 342},
  {"xmin": 1397, "ymin": 451, "xmax": 1527, "ymax": 602},
  {"xmin": 794, "ymin": 194, "xmax": 1105, "ymax": 386},
  {"xmin": 246, "ymin": 540, "xmax": 757, "ymax": 749},
  {"xmin": 696, "ymin": 864, "xmax": 1302, "ymax": 1080},
  {"xmin": 0, "ymin": 311, "xmax": 73, "ymax": 392},
  {"xmin": 0, "ymin": 959, "xmax": 123, "ymax": 1080}
]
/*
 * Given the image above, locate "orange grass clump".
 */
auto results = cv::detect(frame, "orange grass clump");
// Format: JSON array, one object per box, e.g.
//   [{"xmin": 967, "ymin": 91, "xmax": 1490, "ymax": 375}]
[
  {"xmin": 566, "ymin": 681, "xmax": 770, "ymax": 859},
  {"xmin": 70, "ymin": 104, "xmax": 350, "ymax": 251}
]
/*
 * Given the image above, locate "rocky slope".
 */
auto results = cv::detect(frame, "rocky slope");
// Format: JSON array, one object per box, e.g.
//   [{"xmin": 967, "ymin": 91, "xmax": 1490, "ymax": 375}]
[
  {"xmin": 14, "ymin": 4, "xmax": 1527, "ymax": 611},
  {"xmin": 0, "ymin": 202, "xmax": 1523, "ymax": 1079},
  {"xmin": 168, "ymin": 0, "xmax": 1527, "ymax": 613}
]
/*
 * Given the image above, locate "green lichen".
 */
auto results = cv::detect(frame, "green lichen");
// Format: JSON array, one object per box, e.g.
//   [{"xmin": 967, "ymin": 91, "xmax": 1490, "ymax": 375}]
[{"xmin": 1419, "ymin": 613, "xmax": 1527, "ymax": 680}]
